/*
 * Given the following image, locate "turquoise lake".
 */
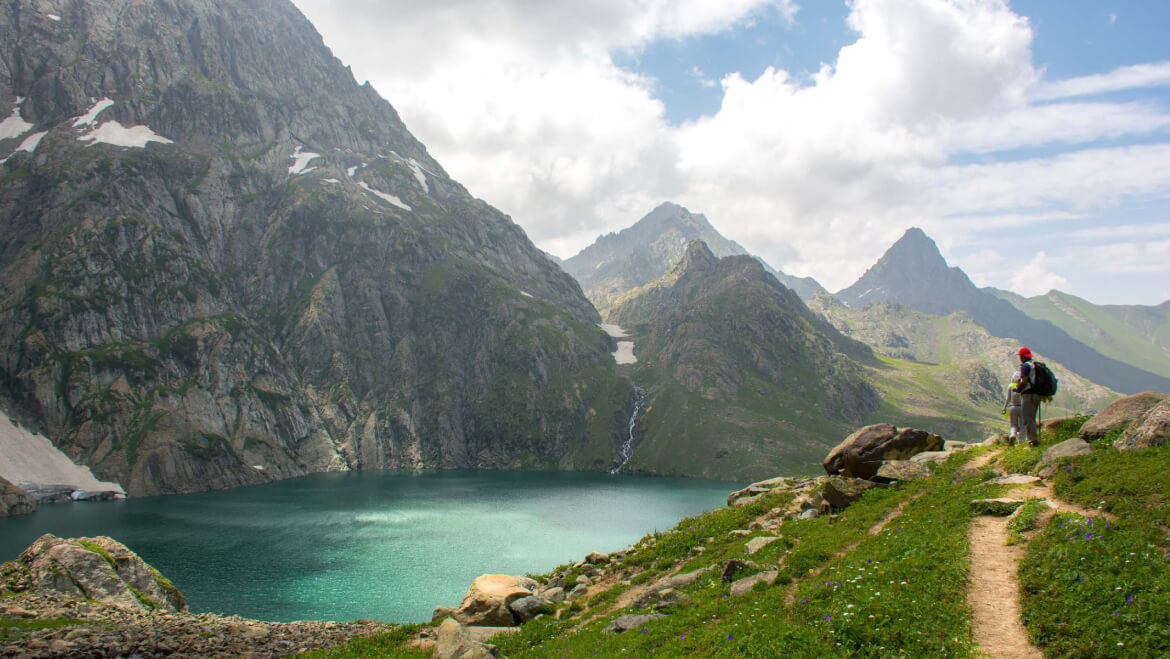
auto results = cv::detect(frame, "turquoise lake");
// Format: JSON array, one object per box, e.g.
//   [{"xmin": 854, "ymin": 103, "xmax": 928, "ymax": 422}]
[{"xmin": 0, "ymin": 470, "xmax": 739, "ymax": 623}]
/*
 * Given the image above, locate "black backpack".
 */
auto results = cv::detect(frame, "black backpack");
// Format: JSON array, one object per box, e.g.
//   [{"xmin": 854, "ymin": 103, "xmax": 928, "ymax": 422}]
[{"xmin": 1031, "ymin": 361, "xmax": 1058, "ymax": 397}]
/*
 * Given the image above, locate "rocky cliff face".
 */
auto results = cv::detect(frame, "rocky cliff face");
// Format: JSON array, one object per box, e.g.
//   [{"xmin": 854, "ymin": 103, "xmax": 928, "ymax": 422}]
[
  {"xmin": 835, "ymin": 228, "xmax": 1170, "ymax": 396},
  {"xmin": 0, "ymin": 0, "xmax": 628, "ymax": 495},
  {"xmin": 604, "ymin": 241, "xmax": 878, "ymax": 480},
  {"xmin": 563, "ymin": 202, "xmax": 824, "ymax": 313}
]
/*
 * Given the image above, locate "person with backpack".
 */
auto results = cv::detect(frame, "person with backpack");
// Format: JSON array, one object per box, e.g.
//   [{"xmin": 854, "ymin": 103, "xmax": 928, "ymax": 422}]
[
  {"xmin": 1002, "ymin": 373, "xmax": 1023, "ymax": 444},
  {"xmin": 1017, "ymin": 347, "xmax": 1059, "ymax": 447}
]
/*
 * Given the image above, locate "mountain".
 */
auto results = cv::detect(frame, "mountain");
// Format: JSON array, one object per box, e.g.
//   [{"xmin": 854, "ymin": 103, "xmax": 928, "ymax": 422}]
[
  {"xmin": 562, "ymin": 202, "xmax": 825, "ymax": 313},
  {"xmin": 0, "ymin": 0, "xmax": 631, "ymax": 496},
  {"xmin": 836, "ymin": 229, "xmax": 1170, "ymax": 395},
  {"xmin": 986, "ymin": 288, "xmax": 1170, "ymax": 379},
  {"xmin": 807, "ymin": 293, "xmax": 1118, "ymax": 415},
  {"xmin": 604, "ymin": 240, "xmax": 877, "ymax": 480}
]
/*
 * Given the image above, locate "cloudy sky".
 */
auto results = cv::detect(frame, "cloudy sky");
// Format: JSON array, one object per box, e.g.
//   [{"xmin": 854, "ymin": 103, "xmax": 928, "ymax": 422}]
[{"xmin": 291, "ymin": 0, "xmax": 1170, "ymax": 305}]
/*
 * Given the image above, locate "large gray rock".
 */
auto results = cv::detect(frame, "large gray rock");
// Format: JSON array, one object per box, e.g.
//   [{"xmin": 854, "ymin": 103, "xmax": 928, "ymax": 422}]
[
  {"xmin": 1038, "ymin": 438, "xmax": 1091, "ymax": 472},
  {"xmin": 0, "ymin": 476, "xmax": 36, "ymax": 517},
  {"xmin": 1081, "ymin": 392, "xmax": 1170, "ymax": 440},
  {"xmin": 454, "ymin": 575, "xmax": 538, "ymax": 627},
  {"xmin": 16, "ymin": 534, "xmax": 184, "ymax": 611},
  {"xmin": 821, "ymin": 477, "xmax": 881, "ymax": 509},
  {"xmin": 872, "ymin": 460, "xmax": 930, "ymax": 483},
  {"xmin": 634, "ymin": 567, "xmax": 714, "ymax": 607},
  {"xmin": 824, "ymin": 424, "xmax": 943, "ymax": 479},
  {"xmin": 744, "ymin": 536, "xmax": 780, "ymax": 556},
  {"xmin": 604, "ymin": 614, "xmax": 666, "ymax": 634},
  {"xmin": 1114, "ymin": 399, "xmax": 1170, "ymax": 451},
  {"xmin": 730, "ymin": 570, "xmax": 778, "ymax": 597},
  {"xmin": 507, "ymin": 596, "xmax": 548, "ymax": 623}
]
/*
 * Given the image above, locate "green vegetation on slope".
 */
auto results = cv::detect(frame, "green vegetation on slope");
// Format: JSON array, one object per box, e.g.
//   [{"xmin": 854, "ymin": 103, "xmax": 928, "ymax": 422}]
[
  {"xmin": 1016, "ymin": 416, "xmax": 1170, "ymax": 657},
  {"xmin": 996, "ymin": 290, "xmax": 1170, "ymax": 380}
]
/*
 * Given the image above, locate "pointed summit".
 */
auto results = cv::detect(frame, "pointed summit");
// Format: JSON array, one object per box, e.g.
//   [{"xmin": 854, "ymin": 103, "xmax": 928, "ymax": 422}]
[{"xmin": 836, "ymin": 228, "xmax": 974, "ymax": 314}]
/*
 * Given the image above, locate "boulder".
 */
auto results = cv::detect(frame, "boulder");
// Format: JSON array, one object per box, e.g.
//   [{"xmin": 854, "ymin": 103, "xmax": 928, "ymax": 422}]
[
  {"xmin": 1114, "ymin": 399, "xmax": 1170, "ymax": 451},
  {"xmin": 604, "ymin": 614, "xmax": 666, "ymax": 634},
  {"xmin": 454, "ymin": 575, "xmax": 538, "ymax": 627},
  {"xmin": 507, "ymin": 596, "xmax": 548, "ymax": 623},
  {"xmin": 727, "ymin": 477, "xmax": 789, "ymax": 506},
  {"xmin": 1081, "ymin": 392, "xmax": 1170, "ymax": 440},
  {"xmin": 433, "ymin": 606, "xmax": 458, "ymax": 622},
  {"xmin": 434, "ymin": 619, "xmax": 498, "ymax": 659},
  {"xmin": 730, "ymin": 570, "xmax": 778, "ymax": 597},
  {"xmin": 1040, "ymin": 416, "xmax": 1077, "ymax": 433},
  {"xmin": 823, "ymin": 424, "xmax": 943, "ymax": 480},
  {"xmin": 634, "ymin": 567, "xmax": 714, "ymax": 607},
  {"xmin": 0, "ymin": 476, "xmax": 36, "ymax": 517},
  {"xmin": 16, "ymin": 535, "xmax": 185, "ymax": 611},
  {"xmin": 821, "ymin": 477, "xmax": 881, "ymax": 509},
  {"xmin": 540, "ymin": 586, "xmax": 565, "ymax": 604},
  {"xmin": 799, "ymin": 508, "xmax": 819, "ymax": 520},
  {"xmin": 721, "ymin": 559, "xmax": 758, "ymax": 583},
  {"xmin": 872, "ymin": 460, "xmax": 930, "ymax": 483},
  {"xmin": 910, "ymin": 451, "xmax": 949, "ymax": 464},
  {"xmin": 1037, "ymin": 438, "xmax": 1091, "ymax": 472},
  {"xmin": 584, "ymin": 551, "xmax": 609, "ymax": 565},
  {"xmin": 744, "ymin": 536, "xmax": 780, "ymax": 556}
]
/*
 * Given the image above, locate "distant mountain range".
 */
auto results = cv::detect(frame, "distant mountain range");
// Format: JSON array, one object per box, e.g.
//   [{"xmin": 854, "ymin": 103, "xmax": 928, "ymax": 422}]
[
  {"xmin": 562, "ymin": 202, "xmax": 824, "ymax": 313},
  {"xmin": 836, "ymin": 229, "xmax": 1170, "ymax": 395},
  {"xmin": 603, "ymin": 240, "xmax": 877, "ymax": 479}
]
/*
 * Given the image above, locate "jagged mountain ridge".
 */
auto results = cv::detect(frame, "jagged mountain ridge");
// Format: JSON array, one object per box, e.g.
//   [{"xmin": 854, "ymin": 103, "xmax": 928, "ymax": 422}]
[
  {"xmin": 563, "ymin": 202, "xmax": 825, "ymax": 312},
  {"xmin": 835, "ymin": 228, "xmax": 1170, "ymax": 395},
  {"xmin": 605, "ymin": 240, "xmax": 878, "ymax": 480},
  {"xmin": 0, "ymin": 0, "xmax": 631, "ymax": 495}
]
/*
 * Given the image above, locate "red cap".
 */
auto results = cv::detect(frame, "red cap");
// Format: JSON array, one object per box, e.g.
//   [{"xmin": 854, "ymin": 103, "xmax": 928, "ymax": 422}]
[{"xmin": 1019, "ymin": 347, "xmax": 1032, "ymax": 359}]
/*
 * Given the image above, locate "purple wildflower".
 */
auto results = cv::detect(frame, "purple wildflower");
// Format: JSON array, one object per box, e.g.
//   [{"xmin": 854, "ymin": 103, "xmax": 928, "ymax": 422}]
[
  {"xmin": 728, "ymin": 634, "xmax": 734, "ymax": 641},
  {"xmin": 680, "ymin": 634, "xmax": 686, "ymax": 640},
  {"xmin": 642, "ymin": 628, "xmax": 648, "ymax": 634},
  {"xmin": 1115, "ymin": 610, "xmax": 1121, "ymax": 616},
  {"xmin": 1086, "ymin": 532, "xmax": 1093, "ymax": 539},
  {"xmin": 1127, "ymin": 594, "xmax": 1134, "ymax": 604},
  {"xmin": 825, "ymin": 613, "xmax": 831, "ymax": 622},
  {"xmin": 1080, "ymin": 577, "xmax": 1085, "ymax": 584},
  {"xmin": 1066, "ymin": 465, "xmax": 1072, "ymax": 472}
]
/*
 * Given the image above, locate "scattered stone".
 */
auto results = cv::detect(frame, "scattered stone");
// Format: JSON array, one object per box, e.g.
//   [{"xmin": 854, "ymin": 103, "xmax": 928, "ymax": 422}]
[
  {"xmin": 1114, "ymin": 399, "xmax": 1170, "ymax": 451},
  {"xmin": 434, "ymin": 618, "xmax": 498, "ymax": 659},
  {"xmin": 1037, "ymin": 438, "xmax": 1091, "ymax": 473},
  {"xmin": 944, "ymin": 440, "xmax": 969, "ymax": 451},
  {"xmin": 824, "ymin": 424, "xmax": 943, "ymax": 480},
  {"xmin": 540, "ymin": 587, "xmax": 565, "ymax": 604},
  {"xmin": 604, "ymin": 614, "xmax": 666, "ymax": 634},
  {"xmin": 507, "ymin": 596, "xmax": 548, "ymax": 623},
  {"xmin": 952, "ymin": 466, "xmax": 988, "ymax": 484},
  {"xmin": 720, "ymin": 560, "xmax": 758, "ymax": 583},
  {"xmin": 729, "ymin": 529, "xmax": 752, "ymax": 536},
  {"xmin": 821, "ymin": 477, "xmax": 881, "ymax": 509},
  {"xmin": 726, "ymin": 477, "xmax": 789, "ymax": 506},
  {"xmin": 872, "ymin": 460, "xmax": 930, "ymax": 483},
  {"xmin": 634, "ymin": 568, "xmax": 714, "ymax": 607},
  {"xmin": 584, "ymin": 551, "xmax": 609, "ymax": 565},
  {"xmin": 910, "ymin": 451, "xmax": 949, "ymax": 464},
  {"xmin": 988, "ymin": 474, "xmax": 1041, "ymax": 486},
  {"xmin": 744, "ymin": 536, "xmax": 780, "ymax": 556},
  {"xmin": 730, "ymin": 570, "xmax": 778, "ymax": 597},
  {"xmin": 799, "ymin": 508, "xmax": 819, "ymax": 520},
  {"xmin": 1081, "ymin": 392, "xmax": 1169, "ymax": 440}
]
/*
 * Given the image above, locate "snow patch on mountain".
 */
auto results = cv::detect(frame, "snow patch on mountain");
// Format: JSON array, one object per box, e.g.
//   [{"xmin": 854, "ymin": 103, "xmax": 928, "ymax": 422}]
[
  {"xmin": 80, "ymin": 121, "xmax": 173, "ymax": 148},
  {"xmin": 289, "ymin": 146, "xmax": 320, "ymax": 175},
  {"xmin": 0, "ymin": 100, "xmax": 34, "ymax": 140},
  {"xmin": 73, "ymin": 98, "xmax": 114, "ymax": 128},
  {"xmin": 358, "ymin": 182, "xmax": 411, "ymax": 211}
]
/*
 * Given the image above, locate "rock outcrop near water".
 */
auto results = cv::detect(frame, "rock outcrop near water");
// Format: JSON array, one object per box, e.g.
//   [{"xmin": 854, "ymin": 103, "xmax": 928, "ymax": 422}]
[
  {"xmin": 0, "ymin": 0, "xmax": 627, "ymax": 495},
  {"xmin": 0, "ymin": 476, "xmax": 36, "ymax": 517}
]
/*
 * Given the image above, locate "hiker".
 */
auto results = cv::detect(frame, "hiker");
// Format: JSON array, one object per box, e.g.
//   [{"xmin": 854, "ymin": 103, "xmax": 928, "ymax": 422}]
[
  {"xmin": 1017, "ymin": 347, "xmax": 1040, "ymax": 447},
  {"xmin": 1002, "ymin": 373, "xmax": 1022, "ymax": 444}
]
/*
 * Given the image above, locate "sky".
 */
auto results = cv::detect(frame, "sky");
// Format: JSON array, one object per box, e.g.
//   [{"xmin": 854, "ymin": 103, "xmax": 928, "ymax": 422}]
[{"xmin": 290, "ymin": 0, "xmax": 1170, "ymax": 306}]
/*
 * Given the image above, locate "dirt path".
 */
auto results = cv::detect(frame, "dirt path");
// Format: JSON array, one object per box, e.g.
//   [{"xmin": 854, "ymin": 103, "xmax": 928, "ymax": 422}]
[{"xmin": 968, "ymin": 514, "xmax": 1041, "ymax": 659}]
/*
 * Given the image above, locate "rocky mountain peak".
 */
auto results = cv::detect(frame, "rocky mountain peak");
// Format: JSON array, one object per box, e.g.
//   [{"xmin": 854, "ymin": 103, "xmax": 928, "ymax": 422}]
[{"xmin": 672, "ymin": 239, "xmax": 719, "ymax": 276}]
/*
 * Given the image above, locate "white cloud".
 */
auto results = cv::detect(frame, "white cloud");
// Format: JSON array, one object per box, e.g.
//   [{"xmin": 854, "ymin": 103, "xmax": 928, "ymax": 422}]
[
  {"xmin": 1033, "ymin": 61, "xmax": 1170, "ymax": 101},
  {"xmin": 1010, "ymin": 251, "xmax": 1069, "ymax": 296},
  {"xmin": 291, "ymin": 0, "xmax": 1170, "ymax": 304}
]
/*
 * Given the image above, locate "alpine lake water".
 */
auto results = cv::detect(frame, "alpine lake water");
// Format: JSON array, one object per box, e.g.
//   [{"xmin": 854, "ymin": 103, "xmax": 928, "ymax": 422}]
[{"xmin": 0, "ymin": 470, "xmax": 740, "ymax": 623}]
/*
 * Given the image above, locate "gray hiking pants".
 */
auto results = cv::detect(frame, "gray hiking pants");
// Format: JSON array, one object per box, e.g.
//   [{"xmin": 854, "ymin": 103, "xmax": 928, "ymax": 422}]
[{"xmin": 1021, "ymin": 393, "xmax": 1040, "ymax": 446}]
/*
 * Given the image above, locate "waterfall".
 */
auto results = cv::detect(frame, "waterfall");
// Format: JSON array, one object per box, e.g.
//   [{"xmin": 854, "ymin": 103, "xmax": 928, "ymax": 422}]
[{"xmin": 610, "ymin": 386, "xmax": 645, "ymax": 474}]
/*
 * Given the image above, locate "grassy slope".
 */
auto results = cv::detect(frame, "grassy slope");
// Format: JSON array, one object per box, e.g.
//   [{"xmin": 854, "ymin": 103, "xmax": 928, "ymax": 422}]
[
  {"xmin": 1016, "ymin": 419, "xmax": 1170, "ymax": 658},
  {"xmin": 995, "ymin": 290, "xmax": 1170, "ymax": 380}
]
